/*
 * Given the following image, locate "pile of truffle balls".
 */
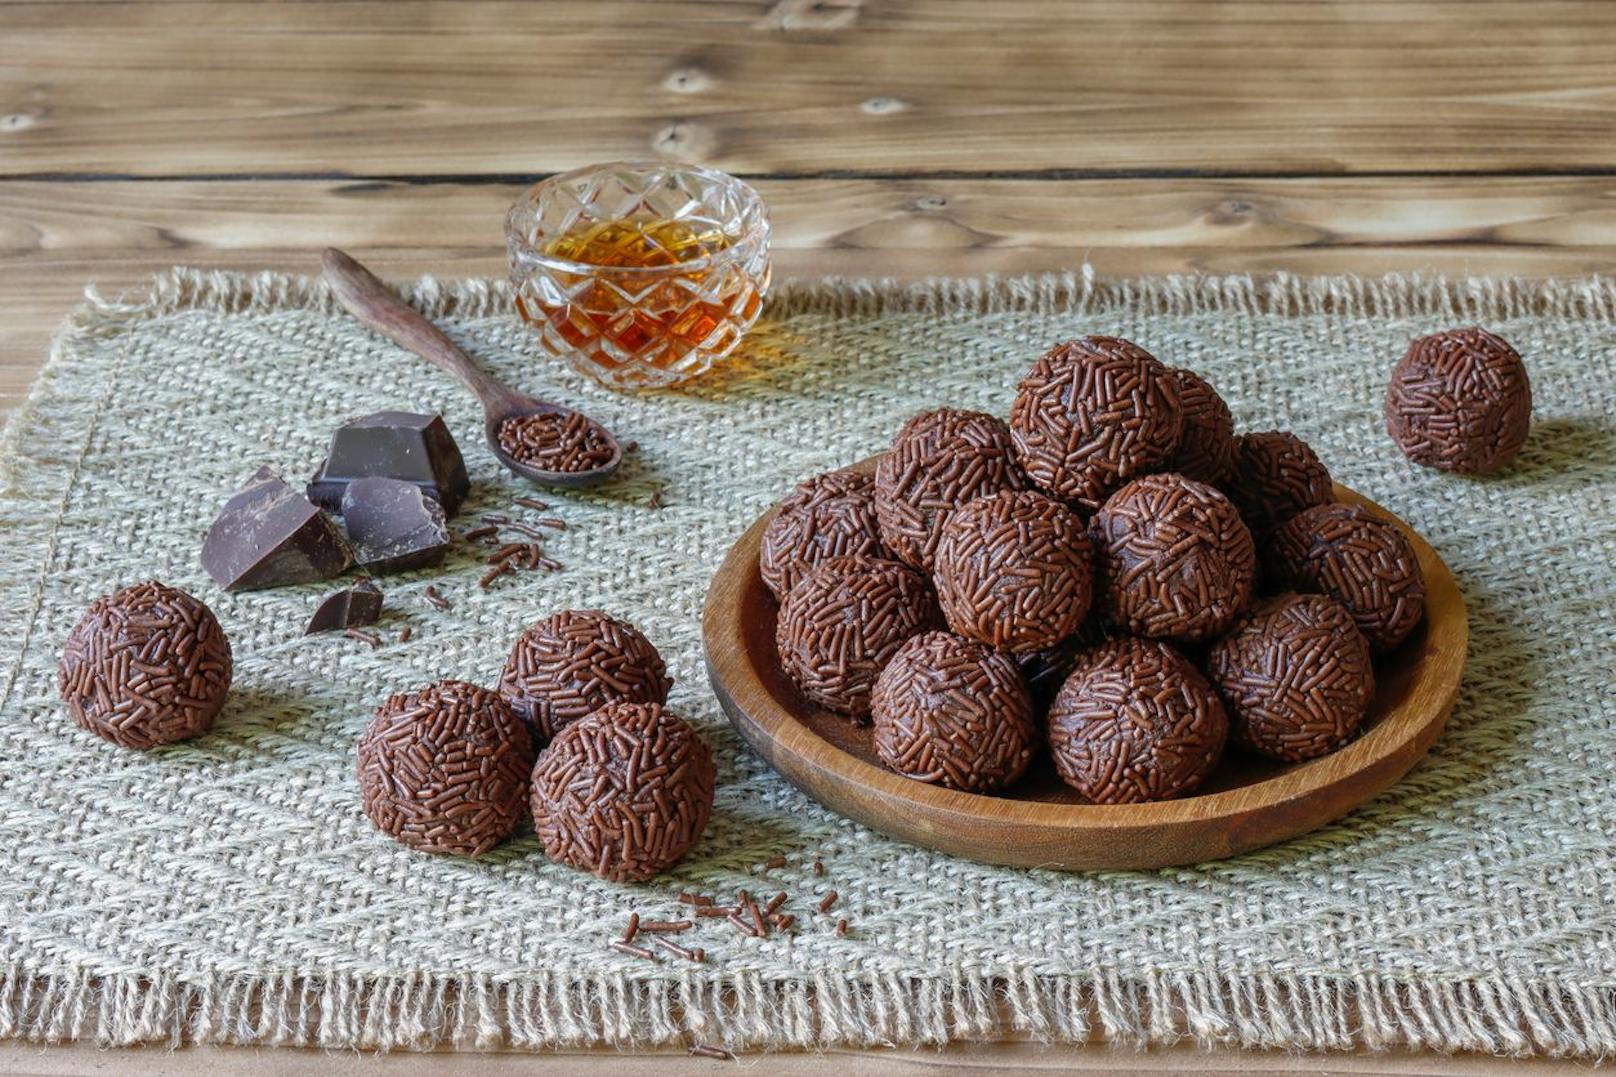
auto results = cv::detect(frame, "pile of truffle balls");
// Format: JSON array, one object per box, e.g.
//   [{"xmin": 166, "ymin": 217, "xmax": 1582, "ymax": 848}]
[
  {"xmin": 58, "ymin": 590, "xmax": 712, "ymax": 881},
  {"xmin": 763, "ymin": 328, "xmax": 1526, "ymax": 804}
]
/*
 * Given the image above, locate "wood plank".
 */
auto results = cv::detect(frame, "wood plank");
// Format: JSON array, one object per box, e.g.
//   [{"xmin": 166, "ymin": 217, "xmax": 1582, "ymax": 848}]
[
  {"xmin": 7, "ymin": 174, "xmax": 1616, "ymax": 417},
  {"xmin": 4, "ymin": 1, "xmax": 1616, "ymax": 176}
]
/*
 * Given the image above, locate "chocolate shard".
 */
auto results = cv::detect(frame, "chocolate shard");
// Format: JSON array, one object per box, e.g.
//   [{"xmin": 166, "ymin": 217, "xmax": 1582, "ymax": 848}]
[
  {"xmin": 307, "ymin": 411, "xmax": 470, "ymax": 517},
  {"xmin": 305, "ymin": 579, "xmax": 384, "ymax": 635},
  {"xmin": 341, "ymin": 477, "xmax": 451, "ymax": 574},
  {"xmin": 202, "ymin": 466, "xmax": 352, "ymax": 591}
]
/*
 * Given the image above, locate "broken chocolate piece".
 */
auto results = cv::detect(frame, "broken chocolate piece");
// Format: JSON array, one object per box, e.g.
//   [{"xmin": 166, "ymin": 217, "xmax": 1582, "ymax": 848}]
[
  {"xmin": 202, "ymin": 466, "xmax": 351, "ymax": 591},
  {"xmin": 307, "ymin": 411, "xmax": 470, "ymax": 516},
  {"xmin": 341, "ymin": 477, "xmax": 451, "ymax": 574},
  {"xmin": 305, "ymin": 579, "xmax": 384, "ymax": 635}
]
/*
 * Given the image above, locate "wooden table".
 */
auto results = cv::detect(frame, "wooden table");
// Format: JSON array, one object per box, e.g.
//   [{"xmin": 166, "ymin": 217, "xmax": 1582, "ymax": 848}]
[{"xmin": 0, "ymin": 1, "xmax": 1607, "ymax": 1072}]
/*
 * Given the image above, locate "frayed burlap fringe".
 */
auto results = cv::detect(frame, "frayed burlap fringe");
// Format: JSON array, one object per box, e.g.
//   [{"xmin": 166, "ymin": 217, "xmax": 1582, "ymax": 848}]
[
  {"xmin": 5, "ymin": 265, "xmax": 1614, "ymax": 1059},
  {"xmin": 4, "ymin": 966, "xmax": 1614, "ymax": 1056}
]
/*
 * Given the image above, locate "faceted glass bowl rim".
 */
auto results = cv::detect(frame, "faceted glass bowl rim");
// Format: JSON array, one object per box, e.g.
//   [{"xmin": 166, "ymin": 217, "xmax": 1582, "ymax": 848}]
[{"xmin": 505, "ymin": 160, "xmax": 770, "ymax": 277}]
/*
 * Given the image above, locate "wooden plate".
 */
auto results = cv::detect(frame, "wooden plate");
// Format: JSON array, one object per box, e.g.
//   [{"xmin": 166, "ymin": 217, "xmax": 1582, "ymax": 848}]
[{"xmin": 702, "ymin": 464, "xmax": 1468, "ymax": 870}]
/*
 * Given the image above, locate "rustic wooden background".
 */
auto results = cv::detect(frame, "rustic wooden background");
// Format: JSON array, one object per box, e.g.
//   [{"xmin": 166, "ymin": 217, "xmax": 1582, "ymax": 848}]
[{"xmin": 1, "ymin": 0, "xmax": 1609, "ymax": 1072}]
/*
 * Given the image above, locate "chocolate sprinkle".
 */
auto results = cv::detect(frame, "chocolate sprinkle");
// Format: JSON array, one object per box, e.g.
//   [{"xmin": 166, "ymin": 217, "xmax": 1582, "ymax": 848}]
[
  {"xmin": 1046, "ymin": 637, "xmax": 1228, "ymax": 804},
  {"xmin": 355, "ymin": 680, "xmax": 535, "ymax": 856},
  {"xmin": 497, "ymin": 411, "xmax": 616, "ymax": 473},
  {"xmin": 1268, "ymin": 502, "xmax": 1427, "ymax": 652},
  {"xmin": 1091, "ymin": 473, "xmax": 1256, "ymax": 643},
  {"xmin": 1385, "ymin": 327, "xmax": 1532, "ymax": 475},
  {"xmin": 1225, "ymin": 431, "xmax": 1334, "ymax": 539},
  {"xmin": 530, "ymin": 701, "xmax": 715, "ymax": 883},
  {"xmin": 871, "ymin": 631, "xmax": 1037, "ymax": 793},
  {"xmin": 759, "ymin": 492, "xmax": 888, "ymax": 603},
  {"xmin": 933, "ymin": 489, "xmax": 1093, "ymax": 654},
  {"xmin": 499, "ymin": 609, "xmax": 671, "ymax": 744},
  {"xmin": 58, "ymin": 581, "xmax": 233, "ymax": 749},
  {"xmin": 1165, "ymin": 367, "xmax": 1237, "ymax": 484},
  {"xmin": 775, "ymin": 555, "xmax": 940, "ymax": 718},
  {"xmin": 1206, "ymin": 592, "xmax": 1375, "ymax": 762},
  {"xmin": 1009, "ymin": 337, "xmax": 1182, "ymax": 511},
  {"xmin": 873, "ymin": 408, "xmax": 1027, "ymax": 572}
]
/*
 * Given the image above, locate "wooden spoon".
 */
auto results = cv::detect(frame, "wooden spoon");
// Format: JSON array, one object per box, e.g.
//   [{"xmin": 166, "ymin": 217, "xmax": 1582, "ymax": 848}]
[{"xmin": 321, "ymin": 247, "xmax": 622, "ymax": 489}]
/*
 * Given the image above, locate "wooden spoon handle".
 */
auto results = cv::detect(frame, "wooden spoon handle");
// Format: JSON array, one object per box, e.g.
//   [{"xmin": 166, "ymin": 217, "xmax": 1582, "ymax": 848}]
[{"xmin": 322, "ymin": 248, "xmax": 514, "ymax": 407}]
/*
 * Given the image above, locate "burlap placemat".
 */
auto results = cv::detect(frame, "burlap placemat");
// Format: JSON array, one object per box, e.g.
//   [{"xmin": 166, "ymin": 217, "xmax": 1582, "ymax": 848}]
[{"xmin": 1, "ymin": 268, "xmax": 1612, "ymax": 1057}]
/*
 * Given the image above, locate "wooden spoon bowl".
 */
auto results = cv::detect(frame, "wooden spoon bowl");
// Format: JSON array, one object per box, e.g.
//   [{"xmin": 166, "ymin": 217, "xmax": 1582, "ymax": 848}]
[{"xmin": 703, "ymin": 461, "xmax": 1467, "ymax": 871}]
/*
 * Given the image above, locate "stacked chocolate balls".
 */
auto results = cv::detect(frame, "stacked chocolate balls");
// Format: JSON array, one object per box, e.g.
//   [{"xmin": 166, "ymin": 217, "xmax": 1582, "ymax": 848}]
[
  {"xmin": 764, "ymin": 335, "xmax": 1432, "ymax": 803},
  {"xmin": 356, "ymin": 609, "xmax": 714, "ymax": 879}
]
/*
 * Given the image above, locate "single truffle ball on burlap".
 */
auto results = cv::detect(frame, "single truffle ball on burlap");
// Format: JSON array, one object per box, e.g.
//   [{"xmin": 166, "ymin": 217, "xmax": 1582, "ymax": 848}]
[
  {"xmin": 530, "ymin": 701, "xmax": 715, "ymax": 883},
  {"xmin": 1091, "ymin": 473, "xmax": 1256, "ymax": 643},
  {"xmin": 873, "ymin": 408, "xmax": 1027, "ymax": 571},
  {"xmin": 1206, "ymin": 593, "xmax": 1374, "ymax": 762},
  {"xmin": 1385, "ymin": 328, "xmax": 1532, "ymax": 475},
  {"xmin": 58, "ymin": 581, "xmax": 232, "ymax": 748},
  {"xmin": 1046, "ymin": 637, "xmax": 1229, "ymax": 804},
  {"xmin": 1165, "ymin": 368, "xmax": 1237, "ymax": 484},
  {"xmin": 499, "ymin": 610, "xmax": 671, "ymax": 743},
  {"xmin": 1267, "ymin": 502, "xmax": 1427, "ymax": 652},
  {"xmin": 1225, "ymin": 431, "xmax": 1334, "ymax": 538},
  {"xmin": 933, "ymin": 489, "xmax": 1093, "ymax": 654},
  {"xmin": 357, "ymin": 679, "xmax": 535, "ymax": 856},
  {"xmin": 775, "ymin": 555, "xmax": 939, "ymax": 717},
  {"xmin": 760, "ymin": 491, "xmax": 887, "ymax": 602},
  {"xmin": 871, "ymin": 631, "xmax": 1037, "ymax": 793},
  {"xmin": 1009, "ymin": 337, "xmax": 1182, "ymax": 511},
  {"xmin": 777, "ymin": 465, "xmax": 874, "ymax": 516}
]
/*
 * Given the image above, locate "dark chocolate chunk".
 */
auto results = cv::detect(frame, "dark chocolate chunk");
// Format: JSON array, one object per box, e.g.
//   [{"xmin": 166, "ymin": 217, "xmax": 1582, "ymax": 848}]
[
  {"xmin": 341, "ymin": 477, "xmax": 450, "ymax": 574},
  {"xmin": 202, "ymin": 467, "xmax": 351, "ymax": 591},
  {"xmin": 307, "ymin": 411, "xmax": 470, "ymax": 516},
  {"xmin": 305, "ymin": 579, "xmax": 384, "ymax": 635}
]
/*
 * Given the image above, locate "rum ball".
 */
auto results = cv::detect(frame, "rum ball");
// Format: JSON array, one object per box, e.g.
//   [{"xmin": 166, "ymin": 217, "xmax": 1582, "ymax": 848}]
[
  {"xmin": 499, "ymin": 610, "xmax": 671, "ymax": 744},
  {"xmin": 1224, "ymin": 430, "xmax": 1334, "ymax": 538},
  {"xmin": 759, "ymin": 491, "xmax": 886, "ymax": 602},
  {"xmin": 1267, "ymin": 502, "xmax": 1426, "ymax": 652},
  {"xmin": 1385, "ymin": 328, "xmax": 1532, "ymax": 474}
]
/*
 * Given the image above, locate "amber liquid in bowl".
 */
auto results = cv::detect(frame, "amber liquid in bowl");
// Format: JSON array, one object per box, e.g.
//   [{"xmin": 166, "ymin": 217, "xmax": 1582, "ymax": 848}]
[{"xmin": 513, "ymin": 216, "xmax": 768, "ymax": 388}]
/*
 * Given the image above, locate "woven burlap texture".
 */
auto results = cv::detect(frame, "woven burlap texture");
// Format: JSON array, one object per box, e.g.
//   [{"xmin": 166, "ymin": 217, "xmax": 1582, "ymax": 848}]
[{"xmin": 2, "ymin": 268, "xmax": 1613, "ymax": 1057}]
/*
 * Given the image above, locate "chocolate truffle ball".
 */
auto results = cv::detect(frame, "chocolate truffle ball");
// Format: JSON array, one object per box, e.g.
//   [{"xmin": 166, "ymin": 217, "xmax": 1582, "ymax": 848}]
[
  {"xmin": 933, "ymin": 489, "xmax": 1093, "ymax": 654},
  {"xmin": 530, "ymin": 701, "xmax": 715, "ymax": 883},
  {"xmin": 1046, "ymin": 637, "xmax": 1228, "ymax": 804},
  {"xmin": 499, "ymin": 610, "xmax": 671, "ymax": 743},
  {"xmin": 1385, "ymin": 328, "xmax": 1532, "ymax": 474},
  {"xmin": 1091, "ymin": 474, "xmax": 1256, "ymax": 643},
  {"xmin": 777, "ymin": 465, "xmax": 874, "ymax": 516},
  {"xmin": 775, "ymin": 555, "xmax": 939, "ymax": 717},
  {"xmin": 760, "ymin": 492, "xmax": 887, "ymax": 602},
  {"xmin": 1009, "ymin": 337, "xmax": 1182, "ymax": 511},
  {"xmin": 58, "ymin": 581, "xmax": 232, "ymax": 748},
  {"xmin": 1224, "ymin": 431, "xmax": 1334, "ymax": 538},
  {"xmin": 1165, "ymin": 368, "xmax": 1237, "ymax": 484},
  {"xmin": 874, "ymin": 408, "xmax": 1026, "ymax": 571},
  {"xmin": 356, "ymin": 679, "xmax": 535, "ymax": 856},
  {"xmin": 1268, "ymin": 502, "xmax": 1427, "ymax": 652},
  {"xmin": 871, "ymin": 631, "xmax": 1037, "ymax": 793},
  {"xmin": 1206, "ymin": 593, "xmax": 1374, "ymax": 762}
]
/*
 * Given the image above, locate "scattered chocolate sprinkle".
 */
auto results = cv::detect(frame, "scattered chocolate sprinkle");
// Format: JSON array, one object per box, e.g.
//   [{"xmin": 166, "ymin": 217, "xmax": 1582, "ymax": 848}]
[
  {"xmin": 1047, "ymin": 637, "xmax": 1228, "ymax": 804},
  {"xmin": 654, "ymin": 937, "xmax": 705, "ymax": 963},
  {"xmin": 356, "ymin": 680, "xmax": 534, "ymax": 856},
  {"xmin": 1206, "ymin": 592, "xmax": 1374, "ymax": 762},
  {"xmin": 933, "ymin": 489, "xmax": 1093, "ymax": 654},
  {"xmin": 775, "ymin": 556, "xmax": 940, "ymax": 718},
  {"xmin": 422, "ymin": 585, "xmax": 451, "ymax": 611},
  {"xmin": 1268, "ymin": 502, "xmax": 1427, "ymax": 652},
  {"xmin": 58, "ymin": 581, "xmax": 232, "ymax": 749},
  {"xmin": 764, "ymin": 892, "xmax": 788, "ymax": 916},
  {"xmin": 610, "ymin": 940, "xmax": 657, "ymax": 961},
  {"xmin": 773, "ymin": 914, "xmax": 796, "ymax": 931},
  {"xmin": 536, "ymin": 517, "xmax": 568, "ymax": 531},
  {"xmin": 695, "ymin": 906, "xmax": 734, "ymax": 918},
  {"xmin": 463, "ymin": 525, "xmax": 500, "ymax": 542},
  {"xmin": 678, "ymin": 893, "xmax": 714, "ymax": 907},
  {"xmin": 482, "ymin": 514, "xmax": 510, "ymax": 525},
  {"xmin": 500, "ymin": 609, "xmax": 671, "ymax": 743},
  {"xmin": 1010, "ymin": 337, "xmax": 1182, "ymax": 511},
  {"xmin": 1091, "ymin": 473, "xmax": 1256, "ymax": 643},
  {"xmin": 499, "ymin": 520, "xmax": 549, "ymax": 540},
  {"xmin": 530, "ymin": 701, "xmax": 715, "ymax": 882},
  {"xmin": 817, "ymin": 890, "xmax": 839, "ymax": 914},
  {"xmin": 497, "ymin": 411, "xmax": 616, "ymax": 473},
  {"xmin": 478, "ymin": 562, "xmax": 514, "ymax": 588},
  {"xmin": 763, "ymin": 855, "xmax": 787, "ymax": 870},
  {"xmin": 1386, "ymin": 328, "xmax": 1531, "ymax": 474},
  {"xmin": 727, "ymin": 910, "xmax": 759, "ymax": 937},
  {"xmin": 813, "ymin": 859, "xmax": 825, "ymax": 877},
  {"xmin": 345, "ymin": 627, "xmax": 383, "ymax": 648},
  {"xmin": 1225, "ymin": 431, "xmax": 1334, "ymax": 539},
  {"xmin": 514, "ymin": 496, "xmax": 551, "ymax": 512},
  {"xmin": 488, "ymin": 542, "xmax": 527, "ymax": 565},
  {"xmin": 874, "ymin": 408, "xmax": 1027, "ymax": 571},
  {"xmin": 760, "ymin": 491, "xmax": 887, "ymax": 603},
  {"xmin": 688, "ymin": 1044, "xmax": 732, "ymax": 1060},
  {"xmin": 1166, "ymin": 367, "xmax": 1237, "ymax": 484},
  {"xmin": 638, "ymin": 919, "xmax": 693, "ymax": 933},
  {"xmin": 646, "ymin": 491, "xmax": 663, "ymax": 510},
  {"xmin": 835, "ymin": 919, "xmax": 849, "ymax": 937},
  {"xmin": 621, "ymin": 912, "xmax": 640, "ymax": 943},
  {"xmin": 398, "ymin": 626, "xmax": 412, "ymax": 643}
]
